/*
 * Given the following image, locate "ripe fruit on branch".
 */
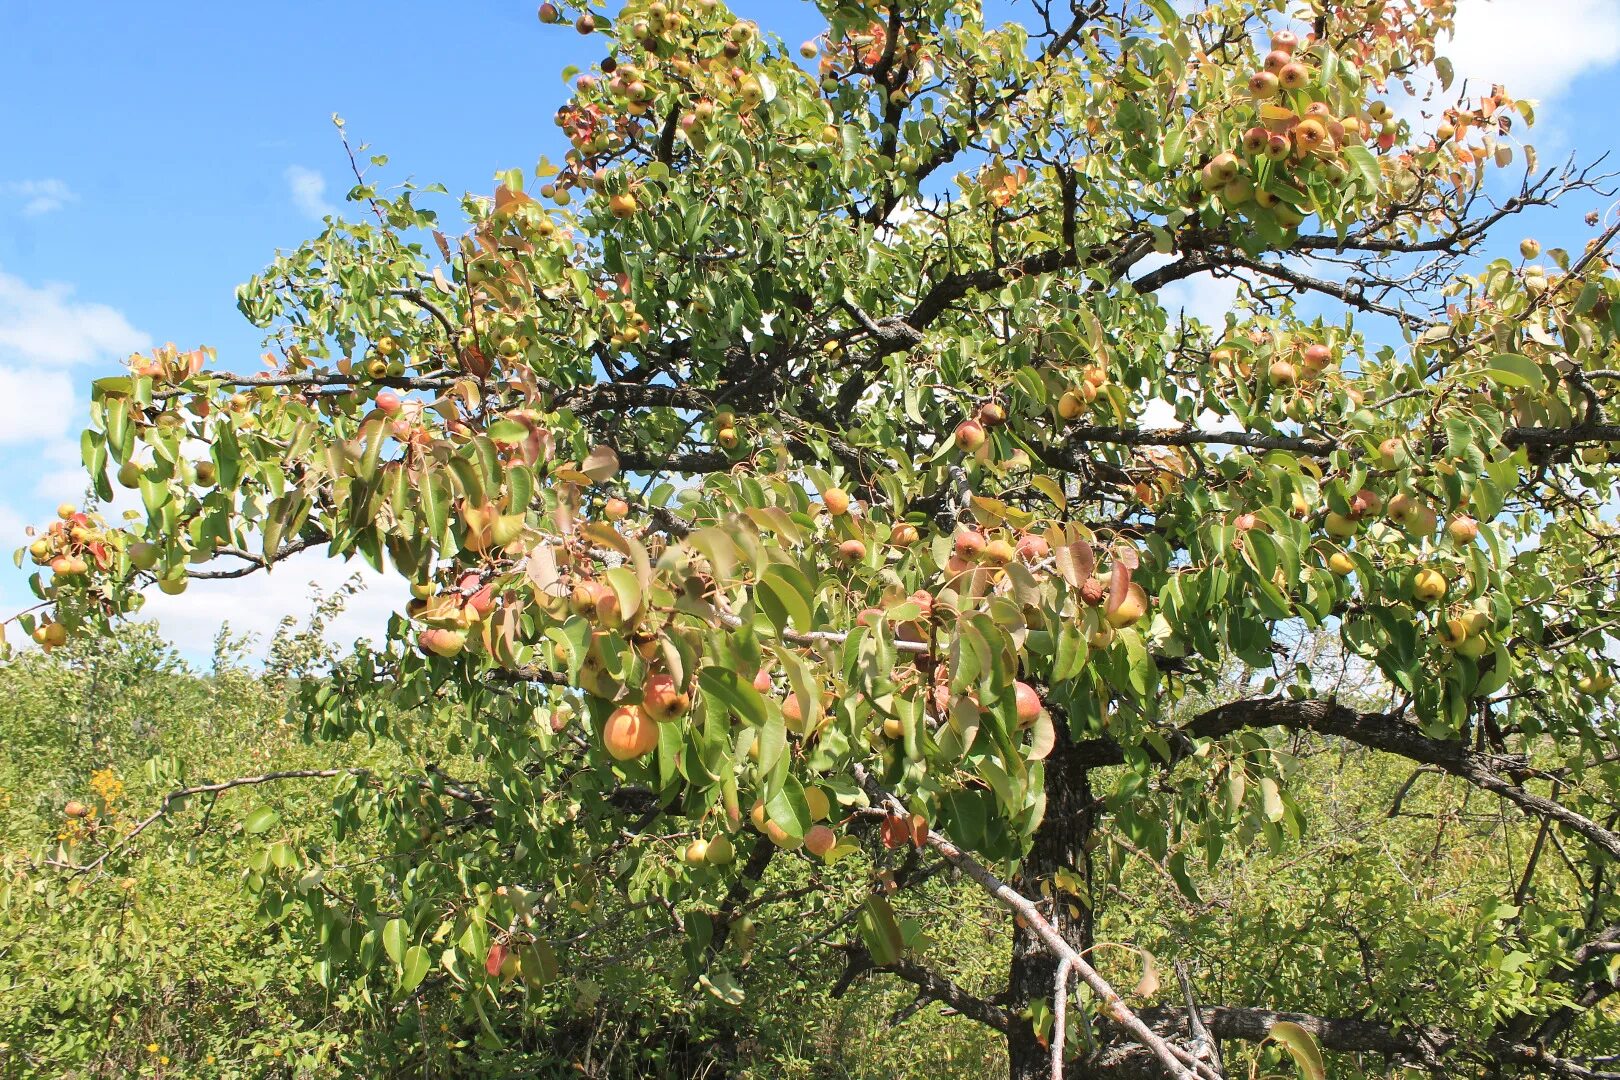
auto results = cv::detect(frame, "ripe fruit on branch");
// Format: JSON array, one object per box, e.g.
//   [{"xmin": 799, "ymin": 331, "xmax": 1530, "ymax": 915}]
[
  {"xmin": 954, "ymin": 419, "xmax": 986, "ymax": 452},
  {"xmin": 1327, "ymin": 552, "xmax": 1355, "ymax": 576},
  {"xmin": 1293, "ymin": 118, "xmax": 1326, "ymax": 153},
  {"xmin": 1577, "ymin": 673, "xmax": 1615, "ymax": 696},
  {"xmin": 609, "ymin": 192, "xmax": 638, "ymax": 219},
  {"xmin": 1016, "ymin": 533, "xmax": 1050, "ymax": 561},
  {"xmin": 953, "ymin": 528, "xmax": 987, "ymax": 559},
  {"xmin": 1349, "ymin": 489, "xmax": 1383, "ymax": 518},
  {"xmin": 603, "ymin": 706, "xmax": 660, "ymax": 761},
  {"xmin": 1324, "ymin": 512, "xmax": 1358, "ymax": 539},
  {"xmin": 1058, "ymin": 390, "xmax": 1085, "ymax": 419},
  {"xmin": 890, "ymin": 523, "xmax": 919, "ymax": 546},
  {"xmin": 1376, "ymin": 437, "xmax": 1406, "ymax": 469},
  {"xmin": 1412, "ymin": 568, "xmax": 1448, "ymax": 604},
  {"xmin": 64, "ymin": 800, "xmax": 90, "ymax": 819},
  {"xmin": 642, "ymin": 673, "xmax": 691, "ymax": 722},
  {"xmin": 603, "ymin": 497, "xmax": 629, "ymax": 521},
  {"xmin": 704, "ymin": 834, "xmax": 735, "ymax": 865},
  {"xmin": 805, "ymin": 825, "xmax": 837, "ymax": 857},
  {"xmin": 1014, "ymin": 681, "xmax": 1042, "ymax": 727},
  {"xmin": 838, "ymin": 538, "xmax": 867, "ymax": 563},
  {"xmin": 822, "ymin": 487, "xmax": 850, "ymax": 516},
  {"xmin": 129, "ymin": 542, "xmax": 160, "ymax": 571},
  {"xmin": 1263, "ymin": 49, "xmax": 1292, "ymax": 74},
  {"xmin": 1242, "ymin": 126, "xmax": 1269, "ymax": 155},
  {"xmin": 982, "ymin": 538, "xmax": 1016, "ymax": 566},
  {"xmin": 1268, "ymin": 360, "xmax": 1297, "ymax": 385},
  {"xmin": 1271, "ymin": 30, "xmax": 1299, "ymax": 53},
  {"xmin": 419, "ymin": 628, "xmax": 467, "ymax": 657},
  {"xmin": 1278, "ymin": 62, "xmax": 1308, "ymax": 90},
  {"xmin": 537, "ymin": 3, "xmax": 560, "ymax": 23},
  {"xmin": 1249, "ymin": 71, "xmax": 1280, "ymax": 99},
  {"xmin": 1447, "ymin": 516, "xmax": 1479, "ymax": 544},
  {"xmin": 1105, "ymin": 582, "xmax": 1149, "ymax": 628},
  {"xmin": 682, "ymin": 839, "xmax": 709, "ymax": 865},
  {"xmin": 376, "ymin": 390, "xmax": 402, "ymax": 415},
  {"xmin": 576, "ymin": 12, "xmax": 596, "ymax": 33},
  {"xmin": 977, "ymin": 399, "xmax": 1008, "ymax": 427},
  {"xmin": 1520, "ymin": 238, "xmax": 1541, "ymax": 259}
]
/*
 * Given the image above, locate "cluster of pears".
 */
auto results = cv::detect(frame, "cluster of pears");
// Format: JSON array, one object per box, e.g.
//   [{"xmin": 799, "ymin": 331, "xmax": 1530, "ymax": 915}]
[
  {"xmin": 1056, "ymin": 366, "xmax": 1111, "ymax": 421},
  {"xmin": 814, "ymin": 15, "xmax": 934, "ymax": 106},
  {"xmin": 544, "ymin": 2, "xmax": 763, "ymax": 207},
  {"xmin": 1217, "ymin": 337, "xmax": 1338, "ymax": 388},
  {"xmin": 27, "ymin": 504, "xmax": 104, "ymax": 583},
  {"xmin": 952, "ymin": 393, "xmax": 1029, "ymax": 458},
  {"xmin": 603, "ymin": 673, "xmax": 691, "ymax": 761},
  {"xmin": 748, "ymin": 784, "xmax": 840, "ymax": 856},
  {"xmin": 412, "ymin": 570, "xmax": 501, "ymax": 658},
  {"xmin": 333, "ymin": 333, "xmax": 406, "ymax": 382},
  {"xmin": 1198, "ymin": 29, "xmax": 1395, "ymax": 225}
]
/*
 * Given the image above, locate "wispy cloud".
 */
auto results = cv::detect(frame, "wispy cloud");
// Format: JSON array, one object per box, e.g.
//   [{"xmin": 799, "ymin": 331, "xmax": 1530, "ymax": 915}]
[
  {"xmin": 1441, "ymin": 0, "xmax": 1620, "ymax": 105},
  {"xmin": 0, "ymin": 267, "xmax": 149, "ymax": 368},
  {"xmin": 284, "ymin": 165, "xmax": 336, "ymax": 219},
  {"xmin": 0, "ymin": 178, "xmax": 77, "ymax": 217}
]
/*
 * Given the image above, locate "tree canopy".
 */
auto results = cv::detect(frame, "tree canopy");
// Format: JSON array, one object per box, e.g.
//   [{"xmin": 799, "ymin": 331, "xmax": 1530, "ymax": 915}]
[{"xmin": 17, "ymin": 1, "xmax": 1620, "ymax": 1077}]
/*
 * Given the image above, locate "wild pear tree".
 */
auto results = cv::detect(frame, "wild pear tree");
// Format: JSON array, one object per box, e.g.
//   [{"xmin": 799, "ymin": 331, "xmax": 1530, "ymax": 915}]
[{"xmin": 21, "ymin": 1, "xmax": 1620, "ymax": 1076}]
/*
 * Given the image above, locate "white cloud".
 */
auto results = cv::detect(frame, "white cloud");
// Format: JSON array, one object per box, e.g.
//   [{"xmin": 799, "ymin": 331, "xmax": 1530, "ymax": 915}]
[
  {"xmin": 0, "ymin": 268, "xmax": 149, "ymax": 367},
  {"xmin": 284, "ymin": 165, "xmax": 336, "ymax": 219},
  {"xmin": 0, "ymin": 368, "xmax": 77, "ymax": 443},
  {"xmin": 1440, "ymin": 0, "xmax": 1620, "ymax": 104},
  {"xmin": 34, "ymin": 437, "xmax": 91, "ymax": 500},
  {"xmin": 0, "ymin": 179, "xmax": 77, "ymax": 216},
  {"xmin": 135, "ymin": 548, "xmax": 398, "ymax": 660}
]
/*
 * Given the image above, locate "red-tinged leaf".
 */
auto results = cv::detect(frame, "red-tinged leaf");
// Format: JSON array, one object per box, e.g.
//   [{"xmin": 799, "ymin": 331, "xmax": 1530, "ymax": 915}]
[
  {"xmin": 526, "ymin": 543, "xmax": 564, "ymax": 597},
  {"xmin": 1107, "ymin": 561, "xmax": 1131, "ymax": 616},
  {"xmin": 581, "ymin": 444, "xmax": 619, "ymax": 483},
  {"xmin": 493, "ymin": 184, "xmax": 537, "ymax": 215},
  {"xmin": 881, "ymin": 816, "xmax": 909, "ymax": 850},
  {"xmin": 1054, "ymin": 538, "xmax": 1095, "ymax": 589},
  {"xmin": 485, "ymin": 942, "xmax": 508, "ymax": 978},
  {"xmin": 462, "ymin": 345, "xmax": 491, "ymax": 379}
]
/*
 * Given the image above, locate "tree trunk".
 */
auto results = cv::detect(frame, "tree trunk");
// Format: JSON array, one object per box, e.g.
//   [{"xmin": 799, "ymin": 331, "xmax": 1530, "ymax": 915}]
[{"xmin": 1006, "ymin": 742, "xmax": 1097, "ymax": 1080}]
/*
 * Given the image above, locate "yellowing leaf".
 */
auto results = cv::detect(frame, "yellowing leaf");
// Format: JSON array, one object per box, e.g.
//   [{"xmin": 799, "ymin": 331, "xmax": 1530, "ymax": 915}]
[
  {"xmin": 581, "ymin": 444, "xmax": 619, "ymax": 483},
  {"xmin": 1269, "ymin": 1020, "xmax": 1327, "ymax": 1080}
]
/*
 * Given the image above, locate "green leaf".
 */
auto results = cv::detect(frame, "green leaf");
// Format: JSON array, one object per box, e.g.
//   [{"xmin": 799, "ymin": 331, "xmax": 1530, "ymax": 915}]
[
  {"xmin": 382, "ymin": 918, "xmax": 407, "ymax": 967},
  {"xmin": 700, "ymin": 667, "xmax": 768, "ymax": 727},
  {"xmin": 1481, "ymin": 353, "xmax": 1546, "ymax": 392},
  {"xmin": 857, "ymin": 896, "xmax": 904, "ymax": 966},
  {"xmin": 398, "ymin": 945, "xmax": 430, "ymax": 993},
  {"xmin": 757, "ymin": 564, "xmax": 814, "ymax": 635},
  {"xmin": 1269, "ymin": 1020, "xmax": 1327, "ymax": 1080},
  {"xmin": 242, "ymin": 806, "xmax": 279, "ymax": 834},
  {"xmin": 1341, "ymin": 144, "xmax": 1380, "ymax": 191}
]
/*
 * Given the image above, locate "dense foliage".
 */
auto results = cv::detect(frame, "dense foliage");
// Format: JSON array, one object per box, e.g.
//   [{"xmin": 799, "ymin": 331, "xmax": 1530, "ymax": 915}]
[{"xmin": 10, "ymin": 1, "xmax": 1620, "ymax": 1077}]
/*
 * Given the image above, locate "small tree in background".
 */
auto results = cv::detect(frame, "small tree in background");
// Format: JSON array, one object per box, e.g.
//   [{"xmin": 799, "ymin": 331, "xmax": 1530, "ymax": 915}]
[{"xmin": 16, "ymin": 1, "xmax": 1620, "ymax": 1076}]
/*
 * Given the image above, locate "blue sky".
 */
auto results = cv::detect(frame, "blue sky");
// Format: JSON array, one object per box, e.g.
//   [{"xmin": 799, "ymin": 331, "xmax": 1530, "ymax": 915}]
[{"xmin": 1, "ymin": 0, "xmax": 1617, "ymax": 663}]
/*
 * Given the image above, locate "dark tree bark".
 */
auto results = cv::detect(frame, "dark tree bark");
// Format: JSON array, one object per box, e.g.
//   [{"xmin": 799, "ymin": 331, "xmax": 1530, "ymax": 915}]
[{"xmin": 1007, "ymin": 737, "xmax": 1098, "ymax": 1080}]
